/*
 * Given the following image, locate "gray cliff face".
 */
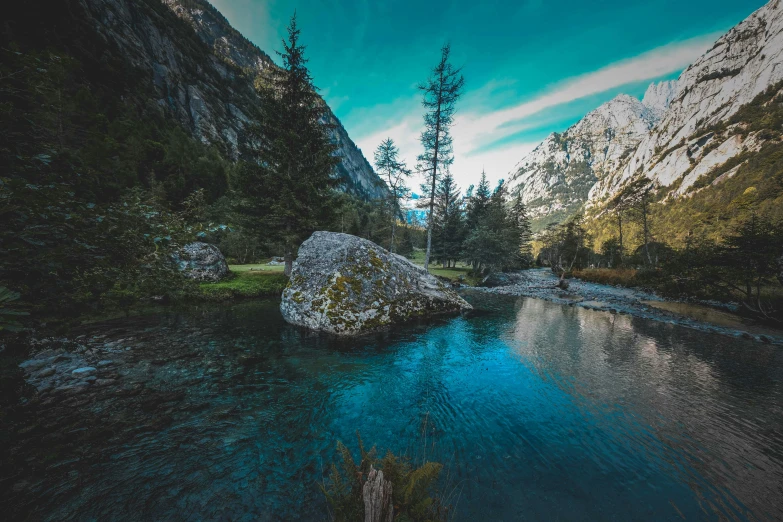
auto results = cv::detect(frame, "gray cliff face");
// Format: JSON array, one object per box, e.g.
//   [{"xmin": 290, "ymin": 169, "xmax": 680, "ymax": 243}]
[
  {"xmin": 510, "ymin": 0, "xmax": 783, "ymax": 223},
  {"xmin": 508, "ymin": 92, "xmax": 672, "ymax": 228},
  {"xmin": 281, "ymin": 232, "xmax": 472, "ymax": 336},
  {"xmin": 81, "ymin": 0, "xmax": 386, "ymax": 200},
  {"xmin": 594, "ymin": 0, "xmax": 783, "ymax": 201}
]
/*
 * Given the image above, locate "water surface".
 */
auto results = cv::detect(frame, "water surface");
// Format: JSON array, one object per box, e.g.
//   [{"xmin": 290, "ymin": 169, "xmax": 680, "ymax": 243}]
[{"xmin": 3, "ymin": 293, "xmax": 782, "ymax": 521}]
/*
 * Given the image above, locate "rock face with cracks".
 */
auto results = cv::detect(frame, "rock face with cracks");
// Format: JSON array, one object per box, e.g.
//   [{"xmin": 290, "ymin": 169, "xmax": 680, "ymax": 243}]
[{"xmin": 281, "ymin": 232, "xmax": 472, "ymax": 335}]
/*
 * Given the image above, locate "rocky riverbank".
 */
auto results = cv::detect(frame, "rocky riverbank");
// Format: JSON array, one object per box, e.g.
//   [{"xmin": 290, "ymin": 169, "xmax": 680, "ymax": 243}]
[{"xmin": 475, "ymin": 269, "xmax": 783, "ymax": 345}]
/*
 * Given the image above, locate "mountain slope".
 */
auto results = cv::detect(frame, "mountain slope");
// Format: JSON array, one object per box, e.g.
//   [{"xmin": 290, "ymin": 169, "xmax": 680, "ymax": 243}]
[
  {"xmin": 508, "ymin": 89, "xmax": 676, "ymax": 229},
  {"xmin": 79, "ymin": 0, "xmax": 386, "ymax": 200},
  {"xmin": 592, "ymin": 0, "xmax": 783, "ymax": 201},
  {"xmin": 163, "ymin": 0, "xmax": 386, "ymax": 199},
  {"xmin": 510, "ymin": 0, "xmax": 783, "ymax": 230}
]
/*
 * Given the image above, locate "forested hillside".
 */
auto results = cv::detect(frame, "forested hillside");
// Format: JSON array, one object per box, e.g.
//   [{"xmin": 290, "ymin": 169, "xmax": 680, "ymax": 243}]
[{"xmin": 0, "ymin": 0, "xmax": 388, "ymax": 328}]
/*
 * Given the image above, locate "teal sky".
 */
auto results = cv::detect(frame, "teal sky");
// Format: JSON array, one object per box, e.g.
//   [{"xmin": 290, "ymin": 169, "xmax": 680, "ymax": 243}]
[{"xmin": 211, "ymin": 0, "xmax": 766, "ymax": 189}]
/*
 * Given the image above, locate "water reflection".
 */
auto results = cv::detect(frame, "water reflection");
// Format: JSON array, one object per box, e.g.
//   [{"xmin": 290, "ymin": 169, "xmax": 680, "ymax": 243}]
[
  {"xmin": 1, "ymin": 295, "xmax": 781, "ymax": 521},
  {"xmin": 507, "ymin": 296, "xmax": 783, "ymax": 520}
]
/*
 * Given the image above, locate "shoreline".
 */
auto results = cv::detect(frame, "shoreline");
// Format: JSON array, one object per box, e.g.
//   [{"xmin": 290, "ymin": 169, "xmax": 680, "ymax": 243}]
[{"xmin": 472, "ymin": 269, "xmax": 783, "ymax": 346}]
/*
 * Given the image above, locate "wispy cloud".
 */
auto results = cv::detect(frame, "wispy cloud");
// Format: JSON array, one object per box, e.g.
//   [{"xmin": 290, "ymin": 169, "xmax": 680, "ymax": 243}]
[
  {"xmin": 355, "ymin": 33, "xmax": 720, "ymax": 190},
  {"xmin": 453, "ymin": 33, "xmax": 720, "ymax": 153}
]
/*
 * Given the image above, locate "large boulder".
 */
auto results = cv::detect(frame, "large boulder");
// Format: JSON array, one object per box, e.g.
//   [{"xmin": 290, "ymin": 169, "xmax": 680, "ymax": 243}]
[
  {"xmin": 281, "ymin": 232, "xmax": 472, "ymax": 335},
  {"xmin": 174, "ymin": 242, "xmax": 228, "ymax": 282}
]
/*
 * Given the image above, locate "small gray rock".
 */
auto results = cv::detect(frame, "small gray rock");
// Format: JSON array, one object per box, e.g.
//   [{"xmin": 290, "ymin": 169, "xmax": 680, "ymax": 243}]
[
  {"xmin": 72, "ymin": 367, "xmax": 97, "ymax": 376},
  {"xmin": 54, "ymin": 383, "xmax": 88, "ymax": 394},
  {"xmin": 19, "ymin": 359, "xmax": 49, "ymax": 371},
  {"xmin": 97, "ymin": 360, "xmax": 114, "ymax": 367},
  {"xmin": 173, "ymin": 242, "xmax": 228, "ymax": 282}
]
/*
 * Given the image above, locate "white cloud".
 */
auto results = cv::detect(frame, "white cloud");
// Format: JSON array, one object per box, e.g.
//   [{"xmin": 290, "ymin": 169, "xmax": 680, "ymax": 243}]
[
  {"xmin": 452, "ymin": 142, "xmax": 540, "ymax": 190},
  {"xmin": 354, "ymin": 33, "xmax": 721, "ymax": 193},
  {"xmin": 356, "ymin": 113, "xmax": 421, "ymax": 172}
]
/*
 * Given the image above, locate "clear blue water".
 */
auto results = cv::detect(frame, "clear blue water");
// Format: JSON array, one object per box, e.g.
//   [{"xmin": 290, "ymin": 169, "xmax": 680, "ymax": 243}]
[{"xmin": 3, "ymin": 292, "xmax": 783, "ymax": 521}]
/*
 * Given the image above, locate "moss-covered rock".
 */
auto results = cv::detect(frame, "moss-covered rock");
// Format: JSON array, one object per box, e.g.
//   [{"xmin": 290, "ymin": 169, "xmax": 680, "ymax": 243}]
[{"xmin": 281, "ymin": 232, "xmax": 472, "ymax": 335}]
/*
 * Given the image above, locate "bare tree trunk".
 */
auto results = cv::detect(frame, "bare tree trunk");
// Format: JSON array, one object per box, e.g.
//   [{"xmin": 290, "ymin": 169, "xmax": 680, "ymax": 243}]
[
  {"xmin": 363, "ymin": 467, "xmax": 393, "ymax": 522},
  {"xmin": 424, "ymin": 224, "xmax": 434, "ymax": 271},
  {"xmin": 389, "ymin": 202, "xmax": 397, "ymax": 254},
  {"xmin": 424, "ymin": 85, "xmax": 443, "ymax": 273}
]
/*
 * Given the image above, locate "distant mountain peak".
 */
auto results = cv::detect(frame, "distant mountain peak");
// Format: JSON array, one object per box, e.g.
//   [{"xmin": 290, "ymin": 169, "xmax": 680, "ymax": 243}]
[
  {"xmin": 509, "ymin": 0, "xmax": 783, "ymax": 230},
  {"xmin": 641, "ymin": 80, "xmax": 679, "ymax": 116},
  {"xmin": 507, "ymin": 81, "xmax": 671, "ymax": 228}
]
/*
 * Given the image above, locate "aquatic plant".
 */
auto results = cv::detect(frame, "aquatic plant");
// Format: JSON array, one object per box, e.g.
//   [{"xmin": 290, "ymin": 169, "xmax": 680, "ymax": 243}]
[{"xmin": 321, "ymin": 432, "xmax": 449, "ymax": 522}]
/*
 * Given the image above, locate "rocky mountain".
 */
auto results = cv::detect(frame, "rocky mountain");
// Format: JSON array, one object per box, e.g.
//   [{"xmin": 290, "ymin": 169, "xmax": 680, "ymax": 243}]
[
  {"xmin": 510, "ymin": 0, "xmax": 783, "ymax": 228},
  {"xmin": 81, "ymin": 0, "xmax": 386, "ymax": 199},
  {"xmin": 593, "ymin": 0, "xmax": 783, "ymax": 201},
  {"xmin": 508, "ymin": 88, "xmax": 676, "ymax": 227}
]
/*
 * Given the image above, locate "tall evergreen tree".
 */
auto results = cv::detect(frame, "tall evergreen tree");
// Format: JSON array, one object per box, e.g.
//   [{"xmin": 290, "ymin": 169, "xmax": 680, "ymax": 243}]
[
  {"xmin": 463, "ymin": 179, "xmax": 519, "ymax": 272},
  {"xmin": 511, "ymin": 195, "xmax": 533, "ymax": 267},
  {"xmin": 432, "ymin": 173, "xmax": 464, "ymax": 267},
  {"xmin": 618, "ymin": 177, "xmax": 655, "ymax": 268},
  {"xmin": 465, "ymin": 171, "xmax": 491, "ymax": 230},
  {"xmin": 374, "ymin": 138, "xmax": 411, "ymax": 253},
  {"xmin": 235, "ymin": 13, "xmax": 339, "ymax": 276},
  {"xmin": 417, "ymin": 44, "xmax": 464, "ymax": 272}
]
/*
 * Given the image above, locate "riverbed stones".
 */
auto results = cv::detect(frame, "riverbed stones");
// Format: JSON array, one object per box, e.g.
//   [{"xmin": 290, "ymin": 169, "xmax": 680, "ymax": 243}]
[
  {"xmin": 173, "ymin": 242, "xmax": 228, "ymax": 282},
  {"xmin": 281, "ymin": 232, "xmax": 472, "ymax": 335},
  {"xmin": 480, "ymin": 272, "xmax": 523, "ymax": 288}
]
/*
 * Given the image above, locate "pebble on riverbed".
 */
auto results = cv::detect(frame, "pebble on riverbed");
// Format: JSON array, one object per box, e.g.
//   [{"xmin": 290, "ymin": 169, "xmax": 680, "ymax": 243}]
[{"xmin": 18, "ymin": 345, "xmax": 127, "ymax": 399}]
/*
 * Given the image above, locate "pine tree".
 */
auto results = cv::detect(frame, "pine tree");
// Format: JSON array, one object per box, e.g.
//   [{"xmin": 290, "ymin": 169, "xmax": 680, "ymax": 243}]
[
  {"xmin": 465, "ymin": 170, "xmax": 491, "ymax": 230},
  {"xmin": 432, "ymin": 173, "xmax": 464, "ymax": 267},
  {"xmin": 511, "ymin": 195, "xmax": 533, "ymax": 267},
  {"xmin": 235, "ymin": 13, "xmax": 339, "ymax": 276},
  {"xmin": 417, "ymin": 44, "xmax": 464, "ymax": 272},
  {"xmin": 462, "ymin": 179, "xmax": 519, "ymax": 272},
  {"xmin": 374, "ymin": 138, "xmax": 411, "ymax": 253},
  {"xmin": 618, "ymin": 177, "xmax": 655, "ymax": 268}
]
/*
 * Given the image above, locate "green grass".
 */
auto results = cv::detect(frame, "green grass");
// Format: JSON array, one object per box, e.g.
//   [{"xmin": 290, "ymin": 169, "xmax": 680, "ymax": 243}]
[
  {"xmin": 408, "ymin": 248, "xmax": 481, "ymax": 286},
  {"xmin": 407, "ymin": 248, "xmax": 480, "ymax": 285},
  {"xmin": 228, "ymin": 263, "xmax": 285, "ymax": 273},
  {"xmin": 199, "ymin": 267, "xmax": 288, "ymax": 300},
  {"xmin": 428, "ymin": 266, "xmax": 481, "ymax": 285}
]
